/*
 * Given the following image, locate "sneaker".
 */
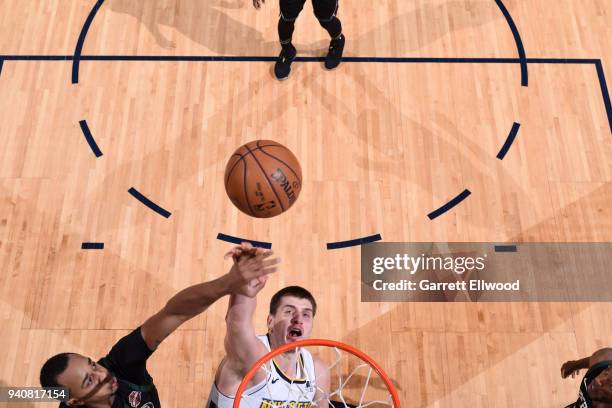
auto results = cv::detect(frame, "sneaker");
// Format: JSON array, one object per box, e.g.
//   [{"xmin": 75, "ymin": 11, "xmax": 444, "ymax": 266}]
[
  {"xmin": 274, "ymin": 44, "xmax": 297, "ymax": 81},
  {"xmin": 324, "ymin": 34, "xmax": 345, "ymax": 70}
]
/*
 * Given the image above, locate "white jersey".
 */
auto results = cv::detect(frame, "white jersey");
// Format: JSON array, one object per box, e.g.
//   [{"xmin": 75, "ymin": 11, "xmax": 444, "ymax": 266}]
[{"xmin": 207, "ymin": 335, "xmax": 317, "ymax": 408}]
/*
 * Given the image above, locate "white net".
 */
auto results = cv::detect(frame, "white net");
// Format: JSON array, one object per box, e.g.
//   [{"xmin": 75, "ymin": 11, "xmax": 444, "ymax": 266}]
[{"xmin": 237, "ymin": 344, "xmax": 397, "ymax": 408}]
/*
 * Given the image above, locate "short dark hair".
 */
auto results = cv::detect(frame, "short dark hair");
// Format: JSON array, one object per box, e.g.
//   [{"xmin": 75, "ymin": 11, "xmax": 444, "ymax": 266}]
[
  {"xmin": 40, "ymin": 353, "xmax": 73, "ymax": 388},
  {"xmin": 269, "ymin": 286, "xmax": 317, "ymax": 316}
]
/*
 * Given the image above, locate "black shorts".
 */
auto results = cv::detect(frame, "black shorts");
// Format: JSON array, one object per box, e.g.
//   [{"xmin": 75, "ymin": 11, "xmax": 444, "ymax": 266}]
[{"xmin": 280, "ymin": 0, "xmax": 339, "ymax": 22}]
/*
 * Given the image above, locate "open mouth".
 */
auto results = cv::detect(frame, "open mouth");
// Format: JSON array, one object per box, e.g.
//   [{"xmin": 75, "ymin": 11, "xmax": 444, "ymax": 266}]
[{"xmin": 287, "ymin": 327, "xmax": 303, "ymax": 340}]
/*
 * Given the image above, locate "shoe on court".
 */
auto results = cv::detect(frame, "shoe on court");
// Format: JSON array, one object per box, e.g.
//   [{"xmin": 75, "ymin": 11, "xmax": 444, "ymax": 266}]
[
  {"xmin": 274, "ymin": 45, "xmax": 297, "ymax": 81},
  {"xmin": 324, "ymin": 34, "xmax": 345, "ymax": 70}
]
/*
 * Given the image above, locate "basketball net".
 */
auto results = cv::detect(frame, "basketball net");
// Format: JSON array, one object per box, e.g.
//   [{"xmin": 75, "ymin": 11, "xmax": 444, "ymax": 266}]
[{"xmin": 233, "ymin": 339, "xmax": 401, "ymax": 408}]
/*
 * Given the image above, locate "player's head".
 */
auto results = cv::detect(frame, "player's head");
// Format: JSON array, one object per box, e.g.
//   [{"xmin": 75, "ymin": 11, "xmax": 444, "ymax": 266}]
[
  {"xmin": 40, "ymin": 353, "xmax": 119, "ymax": 406},
  {"xmin": 589, "ymin": 366, "xmax": 612, "ymax": 405},
  {"xmin": 267, "ymin": 286, "xmax": 317, "ymax": 348}
]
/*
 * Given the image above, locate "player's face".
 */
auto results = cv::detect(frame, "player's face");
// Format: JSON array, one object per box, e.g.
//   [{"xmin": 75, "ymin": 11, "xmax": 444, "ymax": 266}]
[
  {"xmin": 267, "ymin": 296, "xmax": 315, "ymax": 346},
  {"xmin": 57, "ymin": 354, "xmax": 119, "ymax": 406},
  {"xmin": 590, "ymin": 366, "xmax": 612, "ymax": 405}
]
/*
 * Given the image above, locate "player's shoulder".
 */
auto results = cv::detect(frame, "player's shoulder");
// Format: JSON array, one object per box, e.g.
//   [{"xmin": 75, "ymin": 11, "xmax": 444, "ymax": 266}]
[
  {"xmin": 223, "ymin": 334, "xmax": 269, "ymax": 373},
  {"xmin": 590, "ymin": 348, "xmax": 612, "ymax": 366}
]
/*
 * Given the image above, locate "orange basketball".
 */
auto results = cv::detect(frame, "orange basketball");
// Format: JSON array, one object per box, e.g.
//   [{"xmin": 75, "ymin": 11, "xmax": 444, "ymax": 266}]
[{"xmin": 224, "ymin": 140, "xmax": 302, "ymax": 218}]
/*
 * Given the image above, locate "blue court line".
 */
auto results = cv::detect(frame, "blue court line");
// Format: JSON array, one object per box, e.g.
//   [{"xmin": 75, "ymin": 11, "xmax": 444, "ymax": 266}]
[
  {"xmin": 494, "ymin": 0, "xmax": 528, "ymax": 86},
  {"xmin": 497, "ymin": 122, "xmax": 521, "ymax": 160},
  {"xmin": 595, "ymin": 60, "xmax": 612, "ymax": 133},
  {"xmin": 0, "ymin": 55, "xmax": 599, "ymax": 64},
  {"xmin": 79, "ymin": 120, "xmax": 103, "ymax": 157},
  {"xmin": 326, "ymin": 234, "xmax": 382, "ymax": 250},
  {"xmin": 72, "ymin": 0, "xmax": 105, "ymax": 84},
  {"xmin": 216, "ymin": 233, "xmax": 272, "ymax": 249},
  {"xmin": 428, "ymin": 189, "xmax": 472, "ymax": 220},
  {"xmin": 494, "ymin": 244, "xmax": 517, "ymax": 252},
  {"xmin": 81, "ymin": 242, "xmax": 104, "ymax": 250},
  {"xmin": 128, "ymin": 187, "xmax": 172, "ymax": 218}
]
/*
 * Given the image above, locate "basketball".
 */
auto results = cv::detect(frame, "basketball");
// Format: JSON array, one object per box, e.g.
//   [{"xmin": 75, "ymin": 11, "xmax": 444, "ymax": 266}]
[{"xmin": 224, "ymin": 140, "xmax": 302, "ymax": 218}]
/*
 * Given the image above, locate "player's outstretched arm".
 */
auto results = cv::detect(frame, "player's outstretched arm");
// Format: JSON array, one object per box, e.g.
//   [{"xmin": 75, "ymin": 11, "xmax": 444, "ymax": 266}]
[
  {"xmin": 224, "ymin": 293, "xmax": 269, "ymax": 374},
  {"xmin": 561, "ymin": 348, "xmax": 612, "ymax": 379},
  {"xmin": 223, "ymin": 245, "xmax": 278, "ymax": 375},
  {"xmin": 561, "ymin": 357, "xmax": 590, "ymax": 379},
  {"xmin": 140, "ymin": 244, "xmax": 278, "ymax": 351}
]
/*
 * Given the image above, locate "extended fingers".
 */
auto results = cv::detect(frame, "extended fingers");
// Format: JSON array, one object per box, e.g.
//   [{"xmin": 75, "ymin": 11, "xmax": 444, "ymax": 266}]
[
  {"xmin": 224, "ymin": 248, "xmax": 241, "ymax": 260},
  {"xmin": 226, "ymin": 242, "xmax": 260, "ymax": 260},
  {"xmin": 260, "ymin": 265, "xmax": 278, "ymax": 276},
  {"xmin": 238, "ymin": 248, "xmax": 273, "ymax": 264},
  {"xmin": 241, "ymin": 257, "xmax": 279, "ymax": 279},
  {"xmin": 240, "ymin": 241, "xmax": 254, "ymax": 250},
  {"xmin": 245, "ymin": 256, "xmax": 279, "ymax": 271},
  {"xmin": 258, "ymin": 249, "xmax": 274, "ymax": 259},
  {"xmin": 262, "ymin": 257, "xmax": 280, "ymax": 268}
]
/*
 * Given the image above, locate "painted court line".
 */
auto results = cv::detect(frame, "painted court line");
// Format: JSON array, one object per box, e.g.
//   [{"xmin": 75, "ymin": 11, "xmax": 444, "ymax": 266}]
[
  {"xmin": 81, "ymin": 242, "xmax": 104, "ymax": 250},
  {"xmin": 497, "ymin": 122, "xmax": 521, "ymax": 160},
  {"xmin": 216, "ymin": 233, "xmax": 272, "ymax": 249},
  {"xmin": 79, "ymin": 120, "xmax": 103, "ymax": 157},
  {"xmin": 494, "ymin": 0, "xmax": 528, "ymax": 86},
  {"xmin": 428, "ymin": 189, "xmax": 472, "ymax": 220},
  {"xmin": 72, "ymin": 0, "xmax": 105, "ymax": 84},
  {"xmin": 128, "ymin": 187, "xmax": 172, "ymax": 218},
  {"xmin": 327, "ymin": 234, "xmax": 382, "ymax": 250}
]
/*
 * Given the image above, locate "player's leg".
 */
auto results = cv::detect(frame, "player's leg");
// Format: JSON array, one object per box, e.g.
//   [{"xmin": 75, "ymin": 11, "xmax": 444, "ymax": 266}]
[
  {"xmin": 312, "ymin": 0, "xmax": 344, "ymax": 70},
  {"xmin": 275, "ymin": 0, "xmax": 306, "ymax": 80}
]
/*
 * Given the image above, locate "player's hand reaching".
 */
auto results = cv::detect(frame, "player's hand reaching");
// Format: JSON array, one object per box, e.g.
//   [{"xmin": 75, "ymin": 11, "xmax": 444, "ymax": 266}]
[
  {"xmin": 224, "ymin": 241, "xmax": 258, "ymax": 261},
  {"xmin": 225, "ymin": 242, "xmax": 279, "ymax": 297},
  {"xmin": 252, "ymin": 0, "xmax": 265, "ymax": 10},
  {"xmin": 240, "ymin": 275, "xmax": 269, "ymax": 297},
  {"xmin": 561, "ymin": 360, "xmax": 581, "ymax": 379}
]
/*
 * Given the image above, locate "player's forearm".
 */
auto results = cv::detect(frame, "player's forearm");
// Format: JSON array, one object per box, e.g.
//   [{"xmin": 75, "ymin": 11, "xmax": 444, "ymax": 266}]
[
  {"xmin": 571, "ymin": 357, "xmax": 591, "ymax": 370},
  {"xmin": 225, "ymin": 293, "xmax": 257, "ymax": 329},
  {"xmin": 224, "ymin": 293, "xmax": 262, "ymax": 366},
  {"xmin": 164, "ymin": 274, "xmax": 234, "ymax": 319},
  {"xmin": 225, "ymin": 293, "xmax": 258, "ymax": 345}
]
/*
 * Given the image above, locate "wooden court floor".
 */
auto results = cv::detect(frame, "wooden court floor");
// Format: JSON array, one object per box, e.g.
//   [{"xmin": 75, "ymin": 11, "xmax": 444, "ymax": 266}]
[{"xmin": 0, "ymin": 1, "xmax": 610, "ymax": 407}]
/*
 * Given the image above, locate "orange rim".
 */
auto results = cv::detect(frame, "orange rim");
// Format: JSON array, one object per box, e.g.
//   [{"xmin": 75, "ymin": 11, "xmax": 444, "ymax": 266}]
[{"xmin": 232, "ymin": 338, "xmax": 400, "ymax": 408}]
